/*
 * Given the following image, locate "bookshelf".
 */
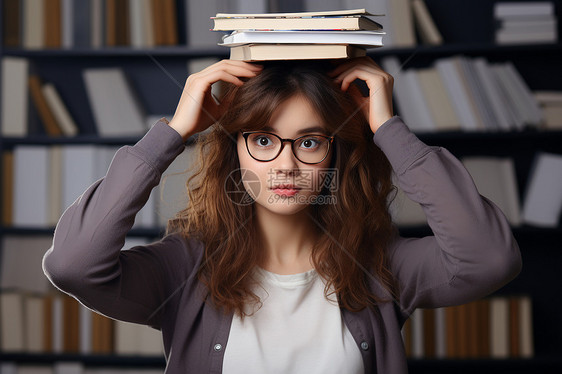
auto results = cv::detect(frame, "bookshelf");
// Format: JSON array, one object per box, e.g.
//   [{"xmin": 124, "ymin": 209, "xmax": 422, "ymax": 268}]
[{"xmin": 1, "ymin": 0, "xmax": 562, "ymax": 373}]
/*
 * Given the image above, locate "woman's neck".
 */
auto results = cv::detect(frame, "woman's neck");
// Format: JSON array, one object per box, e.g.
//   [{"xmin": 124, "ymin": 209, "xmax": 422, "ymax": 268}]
[{"xmin": 254, "ymin": 205, "xmax": 318, "ymax": 275}]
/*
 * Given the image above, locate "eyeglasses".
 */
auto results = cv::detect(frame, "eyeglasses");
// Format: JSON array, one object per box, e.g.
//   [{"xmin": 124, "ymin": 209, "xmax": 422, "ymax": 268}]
[{"xmin": 240, "ymin": 130, "xmax": 335, "ymax": 164}]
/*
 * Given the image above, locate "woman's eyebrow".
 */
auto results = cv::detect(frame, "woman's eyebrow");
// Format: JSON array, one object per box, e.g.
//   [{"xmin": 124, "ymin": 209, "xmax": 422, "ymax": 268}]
[{"xmin": 261, "ymin": 125, "xmax": 329, "ymax": 135}]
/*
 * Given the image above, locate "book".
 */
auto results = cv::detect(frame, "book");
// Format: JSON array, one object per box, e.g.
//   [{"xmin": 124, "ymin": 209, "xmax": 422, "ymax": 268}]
[
  {"xmin": 461, "ymin": 157, "xmax": 522, "ymax": 226},
  {"xmin": 220, "ymin": 30, "xmax": 384, "ymax": 47},
  {"xmin": 229, "ymin": 43, "xmax": 366, "ymax": 61},
  {"xmin": 212, "ymin": 9, "xmax": 383, "ymax": 31},
  {"xmin": 411, "ymin": 0, "xmax": 443, "ymax": 45},
  {"xmin": 522, "ymin": 152, "xmax": 562, "ymax": 227},
  {"xmin": 2, "ymin": 0, "xmax": 21, "ymax": 47},
  {"xmin": 13, "ymin": 145, "xmax": 50, "ymax": 227},
  {"xmin": 82, "ymin": 67, "xmax": 147, "ymax": 136},
  {"xmin": 1, "ymin": 57, "xmax": 29, "ymax": 136},
  {"xmin": 28, "ymin": 75, "xmax": 64, "ymax": 136},
  {"xmin": 42, "ymin": 83, "xmax": 79, "ymax": 136}
]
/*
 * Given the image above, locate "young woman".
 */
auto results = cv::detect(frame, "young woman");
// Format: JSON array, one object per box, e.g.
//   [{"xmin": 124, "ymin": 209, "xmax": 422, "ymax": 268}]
[{"xmin": 43, "ymin": 57, "xmax": 522, "ymax": 374}]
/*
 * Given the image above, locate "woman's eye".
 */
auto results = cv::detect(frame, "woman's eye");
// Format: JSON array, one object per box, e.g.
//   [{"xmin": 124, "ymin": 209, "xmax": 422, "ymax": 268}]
[
  {"xmin": 299, "ymin": 137, "xmax": 321, "ymax": 150},
  {"xmin": 254, "ymin": 135, "xmax": 273, "ymax": 147}
]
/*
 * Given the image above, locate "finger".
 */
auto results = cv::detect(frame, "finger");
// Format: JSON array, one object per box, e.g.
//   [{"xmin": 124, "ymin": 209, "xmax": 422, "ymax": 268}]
[
  {"xmin": 326, "ymin": 56, "xmax": 376, "ymax": 77},
  {"xmin": 199, "ymin": 63, "xmax": 262, "ymax": 82},
  {"xmin": 334, "ymin": 66, "xmax": 380, "ymax": 91}
]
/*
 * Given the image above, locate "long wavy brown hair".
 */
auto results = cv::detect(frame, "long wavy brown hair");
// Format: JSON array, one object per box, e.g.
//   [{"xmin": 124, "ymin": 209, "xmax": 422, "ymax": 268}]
[{"xmin": 167, "ymin": 60, "xmax": 399, "ymax": 318}]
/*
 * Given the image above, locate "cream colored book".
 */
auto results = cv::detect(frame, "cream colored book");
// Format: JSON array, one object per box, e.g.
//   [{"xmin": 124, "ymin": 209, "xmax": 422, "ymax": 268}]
[{"xmin": 230, "ymin": 43, "xmax": 366, "ymax": 61}]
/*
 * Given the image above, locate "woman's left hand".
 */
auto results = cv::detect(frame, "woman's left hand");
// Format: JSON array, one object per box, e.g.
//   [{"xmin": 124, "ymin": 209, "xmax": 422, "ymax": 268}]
[{"xmin": 327, "ymin": 56, "xmax": 394, "ymax": 134}]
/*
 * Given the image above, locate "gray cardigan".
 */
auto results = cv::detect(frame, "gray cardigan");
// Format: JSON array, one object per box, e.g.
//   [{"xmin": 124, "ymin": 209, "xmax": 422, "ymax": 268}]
[{"xmin": 42, "ymin": 116, "xmax": 522, "ymax": 373}]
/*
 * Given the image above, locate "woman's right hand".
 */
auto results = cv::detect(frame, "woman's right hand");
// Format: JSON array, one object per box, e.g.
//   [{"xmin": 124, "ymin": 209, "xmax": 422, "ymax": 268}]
[{"xmin": 168, "ymin": 59, "xmax": 263, "ymax": 141}]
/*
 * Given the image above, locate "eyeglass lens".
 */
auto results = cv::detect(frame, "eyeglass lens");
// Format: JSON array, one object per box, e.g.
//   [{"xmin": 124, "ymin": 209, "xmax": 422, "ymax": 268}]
[{"xmin": 246, "ymin": 133, "xmax": 330, "ymax": 163}]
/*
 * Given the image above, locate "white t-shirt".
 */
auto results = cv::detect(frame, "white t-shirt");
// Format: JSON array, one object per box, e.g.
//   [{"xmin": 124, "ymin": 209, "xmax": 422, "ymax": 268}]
[{"xmin": 223, "ymin": 266, "xmax": 364, "ymax": 374}]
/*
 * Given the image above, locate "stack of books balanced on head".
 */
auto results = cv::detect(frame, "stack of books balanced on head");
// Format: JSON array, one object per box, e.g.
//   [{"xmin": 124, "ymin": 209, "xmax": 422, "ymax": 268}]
[{"xmin": 211, "ymin": 9, "xmax": 385, "ymax": 61}]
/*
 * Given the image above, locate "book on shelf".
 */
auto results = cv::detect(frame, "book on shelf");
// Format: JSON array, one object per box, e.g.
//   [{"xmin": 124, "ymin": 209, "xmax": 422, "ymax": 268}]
[
  {"xmin": 402, "ymin": 295, "xmax": 534, "ymax": 359},
  {"xmin": 0, "ymin": 234, "xmax": 164, "ymax": 357},
  {"xmin": 411, "ymin": 0, "xmax": 443, "ymax": 45},
  {"xmin": 82, "ymin": 67, "xmax": 147, "ymax": 137},
  {"xmin": 522, "ymin": 152, "xmax": 562, "ymax": 228},
  {"xmin": 494, "ymin": 1, "xmax": 558, "ymax": 45},
  {"xmin": 5, "ymin": 144, "xmax": 158, "ymax": 229},
  {"xmin": 28, "ymin": 75, "xmax": 64, "ymax": 137},
  {"xmin": 2, "ymin": 0, "xmax": 179, "ymax": 49},
  {"xmin": 1, "ymin": 57, "xmax": 29, "ymax": 137},
  {"xmin": 534, "ymin": 90, "xmax": 562, "ymax": 129},
  {"xmin": 461, "ymin": 156, "xmax": 522, "ymax": 227},
  {"xmin": 383, "ymin": 54, "xmax": 543, "ymax": 133}
]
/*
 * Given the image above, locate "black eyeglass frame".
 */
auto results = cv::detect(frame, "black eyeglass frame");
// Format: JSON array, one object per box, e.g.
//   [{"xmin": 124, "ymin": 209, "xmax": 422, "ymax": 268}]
[{"xmin": 240, "ymin": 130, "xmax": 335, "ymax": 165}]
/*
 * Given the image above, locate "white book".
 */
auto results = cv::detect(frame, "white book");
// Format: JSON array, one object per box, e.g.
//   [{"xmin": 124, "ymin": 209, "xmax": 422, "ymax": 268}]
[
  {"xmin": 24, "ymin": 294, "xmax": 45, "ymax": 353},
  {"xmin": 114, "ymin": 320, "xmax": 139, "ymax": 355},
  {"xmin": 410, "ymin": 308, "xmax": 424, "ymax": 358},
  {"xmin": 462, "ymin": 157, "xmax": 522, "ymax": 226},
  {"xmin": 0, "ymin": 363, "xmax": 17, "ymax": 374},
  {"xmin": 411, "ymin": 0, "xmax": 443, "ymax": 45},
  {"xmin": 458, "ymin": 57, "xmax": 499, "ymax": 130},
  {"xmin": 90, "ymin": 0, "xmax": 103, "ymax": 48},
  {"xmin": 49, "ymin": 146, "xmax": 64, "ymax": 226},
  {"xmin": 402, "ymin": 69, "xmax": 436, "ymax": 132},
  {"xmin": 434, "ymin": 307, "xmax": 446, "ymax": 358},
  {"xmin": 522, "ymin": 152, "xmax": 562, "ymax": 227},
  {"xmin": 519, "ymin": 295, "xmax": 534, "ymax": 358},
  {"xmin": 389, "ymin": 0, "xmax": 415, "ymax": 47},
  {"xmin": 416, "ymin": 67, "xmax": 462, "ymax": 131},
  {"xmin": 137, "ymin": 325, "xmax": 164, "ymax": 355},
  {"xmin": 495, "ymin": 62, "xmax": 543, "ymax": 126},
  {"xmin": 494, "ymin": 2, "xmax": 554, "ymax": 18},
  {"xmin": 380, "ymin": 57, "xmax": 420, "ymax": 130},
  {"xmin": 496, "ymin": 29, "xmax": 557, "ymax": 44},
  {"xmin": 472, "ymin": 58, "xmax": 517, "ymax": 130},
  {"xmin": 52, "ymin": 292, "xmax": 64, "ymax": 354},
  {"xmin": 1, "ymin": 57, "xmax": 29, "ymax": 137},
  {"xmin": 23, "ymin": 0, "xmax": 44, "ymax": 49},
  {"xmin": 61, "ymin": 145, "xmax": 102, "ymax": 211},
  {"xmin": 13, "ymin": 146, "xmax": 50, "ymax": 227},
  {"xmin": 434, "ymin": 57, "xmax": 484, "ymax": 131},
  {"xmin": 220, "ymin": 30, "xmax": 384, "ymax": 47},
  {"xmin": 491, "ymin": 64, "xmax": 526, "ymax": 130},
  {"xmin": 42, "ymin": 83, "xmax": 79, "ymax": 136},
  {"xmin": 129, "ymin": 0, "xmax": 144, "ymax": 48},
  {"xmin": 1, "ymin": 236, "xmax": 53, "ymax": 294},
  {"xmin": 490, "ymin": 297, "xmax": 509, "ymax": 358},
  {"xmin": 82, "ymin": 68, "xmax": 147, "ymax": 137},
  {"xmin": 141, "ymin": 0, "xmax": 155, "ymax": 47},
  {"xmin": 61, "ymin": 0, "xmax": 74, "ymax": 48},
  {"xmin": 80, "ymin": 304, "xmax": 92, "ymax": 354},
  {"xmin": 499, "ymin": 17, "xmax": 557, "ymax": 34},
  {"xmin": 0, "ymin": 292, "xmax": 25, "ymax": 351}
]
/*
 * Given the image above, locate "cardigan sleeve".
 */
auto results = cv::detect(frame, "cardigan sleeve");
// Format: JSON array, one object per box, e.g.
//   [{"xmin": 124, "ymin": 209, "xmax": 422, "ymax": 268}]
[
  {"xmin": 373, "ymin": 116, "xmax": 522, "ymax": 318},
  {"xmin": 42, "ymin": 119, "xmax": 195, "ymax": 329}
]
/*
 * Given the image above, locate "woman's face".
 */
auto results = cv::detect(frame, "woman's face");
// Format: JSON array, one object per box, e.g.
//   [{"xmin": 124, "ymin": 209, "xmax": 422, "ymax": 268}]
[{"xmin": 236, "ymin": 94, "xmax": 334, "ymax": 216}]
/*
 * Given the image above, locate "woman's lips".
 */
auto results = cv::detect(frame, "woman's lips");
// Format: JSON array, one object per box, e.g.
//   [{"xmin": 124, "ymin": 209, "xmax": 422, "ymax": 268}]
[{"xmin": 271, "ymin": 186, "xmax": 301, "ymax": 196}]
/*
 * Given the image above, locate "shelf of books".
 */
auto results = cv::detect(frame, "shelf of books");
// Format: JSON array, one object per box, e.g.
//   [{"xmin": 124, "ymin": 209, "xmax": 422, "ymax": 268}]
[{"xmin": 1, "ymin": 0, "xmax": 562, "ymax": 373}]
